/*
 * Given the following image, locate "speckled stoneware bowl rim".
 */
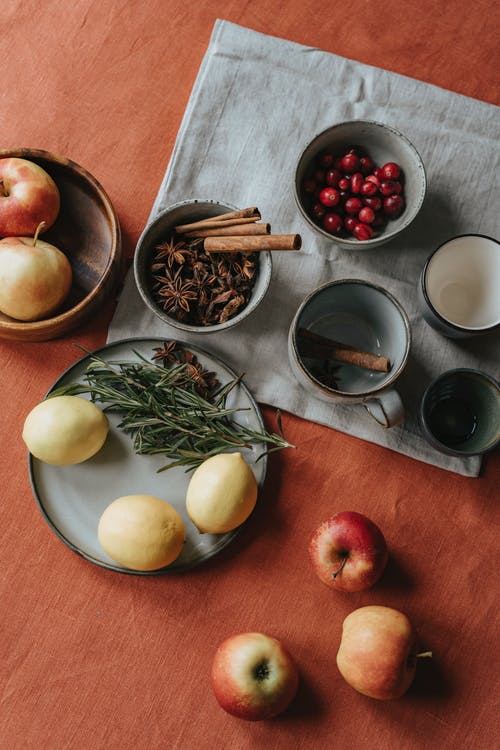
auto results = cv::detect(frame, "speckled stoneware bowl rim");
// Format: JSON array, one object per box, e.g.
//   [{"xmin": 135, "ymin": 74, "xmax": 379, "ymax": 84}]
[
  {"xmin": 290, "ymin": 278, "xmax": 411, "ymax": 398},
  {"xmin": 418, "ymin": 367, "xmax": 500, "ymax": 456},
  {"xmin": 0, "ymin": 147, "xmax": 121, "ymax": 333},
  {"xmin": 421, "ymin": 233, "xmax": 500, "ymax": 334},
  {"xmin": 134, "ymin": 199, "xmax": 273, "ymax": 334},
  {"xmin": 294, "ymin": 119, "xmax": 427, "ymax": 249}
]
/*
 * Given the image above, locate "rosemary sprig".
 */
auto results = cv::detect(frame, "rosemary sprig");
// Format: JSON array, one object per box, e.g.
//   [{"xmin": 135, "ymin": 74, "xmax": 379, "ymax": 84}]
[{"xmin": 51, "ymin": 351, "xmax": 293, "ymax": 471}]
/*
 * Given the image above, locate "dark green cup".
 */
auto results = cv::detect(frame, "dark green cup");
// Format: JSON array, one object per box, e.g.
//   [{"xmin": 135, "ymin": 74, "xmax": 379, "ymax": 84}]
[{"xmin": 419, "ymin": 369, "xmax": 500, "ymax": 456}]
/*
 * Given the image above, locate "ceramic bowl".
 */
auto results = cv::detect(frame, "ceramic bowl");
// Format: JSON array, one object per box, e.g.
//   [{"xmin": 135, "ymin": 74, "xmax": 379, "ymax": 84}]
[
  {"xmin": 0, "ymin": 148, "xmax": 121, "ymax": 341},
  {"xmin": 134, "ymin": 199, "xmax": 272, "ymax": 334},
  {"xmin": 294, "ymin": 120, "xmax": 427, "ymax": 249}
]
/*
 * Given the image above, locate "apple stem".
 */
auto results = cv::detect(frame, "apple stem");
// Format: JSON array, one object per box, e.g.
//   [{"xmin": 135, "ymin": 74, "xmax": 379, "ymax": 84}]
[
  {"xmin": 0, "ymin": 179, "xmax": 5, "ymax": 197},
  {"xmin": 33, "ymin": 221, "xmax": 46, "ymax": 247},
  {"xmin": 331, "ymin": 555, "xmax": 348, "ymax": 579},
  {"xmin": 416, "ymin": 651, "xmax": 433, "ymax": 659}
]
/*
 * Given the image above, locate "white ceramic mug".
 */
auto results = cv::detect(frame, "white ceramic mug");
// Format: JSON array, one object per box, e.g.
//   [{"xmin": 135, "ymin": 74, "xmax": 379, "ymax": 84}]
[
  {"xmin": 418, "ymin": 234, "xmax": 500, "ymax": 338},
  {"xmin": 288, "ymin": 279, "xmax": 411, "ymax": 428}
]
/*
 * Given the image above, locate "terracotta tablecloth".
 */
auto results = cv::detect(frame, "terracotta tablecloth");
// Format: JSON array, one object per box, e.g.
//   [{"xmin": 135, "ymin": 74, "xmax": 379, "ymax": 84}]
[{"xmin": 1, "ymin": 2, "xmax": 499, "ymax": 749}]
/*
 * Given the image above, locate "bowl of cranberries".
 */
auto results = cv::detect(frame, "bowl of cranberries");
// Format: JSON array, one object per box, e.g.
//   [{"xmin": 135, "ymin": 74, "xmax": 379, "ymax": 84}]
[{"xmin": 295, "ymin": 120, "xmax": 426, "ymax": 248}]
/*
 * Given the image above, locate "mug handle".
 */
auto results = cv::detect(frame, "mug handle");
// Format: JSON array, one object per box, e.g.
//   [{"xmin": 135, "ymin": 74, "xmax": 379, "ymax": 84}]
[{"xmin": 363, "ymin": 389, "xmax": 405, "ymax": 428}]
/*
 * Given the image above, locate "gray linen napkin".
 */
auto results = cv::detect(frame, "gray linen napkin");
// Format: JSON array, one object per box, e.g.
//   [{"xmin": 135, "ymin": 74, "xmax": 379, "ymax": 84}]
[{"xmin": 108, "ymin": 20, "xmax": 500, "ymax": 477}]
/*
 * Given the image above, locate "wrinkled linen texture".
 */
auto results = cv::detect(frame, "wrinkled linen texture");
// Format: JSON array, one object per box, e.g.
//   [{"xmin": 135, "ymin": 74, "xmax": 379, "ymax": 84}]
[{"xmin": 108, "ymin": 20, "xmax": 500, "ymax": 477}]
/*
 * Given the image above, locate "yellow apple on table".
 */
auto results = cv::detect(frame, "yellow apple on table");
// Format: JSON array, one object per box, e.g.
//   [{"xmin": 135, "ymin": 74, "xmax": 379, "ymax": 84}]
[{"xmin": 336, "ymin": 605, "xmax": 432, "ymax": 700}]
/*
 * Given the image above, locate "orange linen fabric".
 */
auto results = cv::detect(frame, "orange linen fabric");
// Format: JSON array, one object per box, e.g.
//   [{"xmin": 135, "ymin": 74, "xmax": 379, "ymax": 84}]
[{"xmin": 1, "ymin": 2, "xmax": 499, "ymax": 749}]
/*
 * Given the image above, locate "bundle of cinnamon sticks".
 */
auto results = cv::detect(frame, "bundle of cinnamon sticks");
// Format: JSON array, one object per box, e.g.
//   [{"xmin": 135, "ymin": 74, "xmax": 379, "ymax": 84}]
[{"xmin": 175, "ymin": 206, "xmax": 301, "ymax": 253}]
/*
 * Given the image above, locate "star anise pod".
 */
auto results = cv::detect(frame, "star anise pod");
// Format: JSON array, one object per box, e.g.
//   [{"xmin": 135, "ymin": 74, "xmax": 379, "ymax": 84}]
[
  {"xmin": 152, "ymin": 340, "xmax": 179, "ymax": 365},
  {"xmin": 155, "ymin": 238, "xmax": 193, "ymax": 268},
  {"xmin": 158, "ymin": 272, "xmax": 197, "ymax": 314}
]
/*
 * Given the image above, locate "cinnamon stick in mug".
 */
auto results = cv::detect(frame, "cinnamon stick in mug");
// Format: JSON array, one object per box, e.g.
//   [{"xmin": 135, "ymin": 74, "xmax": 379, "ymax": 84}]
[
  {"xmin": 298, "ymin": 327, "xmax": 391, "ymax": 372},
  {"xmin": 204, "ymin": 234, "xmax": 302, "ymax": 253}
]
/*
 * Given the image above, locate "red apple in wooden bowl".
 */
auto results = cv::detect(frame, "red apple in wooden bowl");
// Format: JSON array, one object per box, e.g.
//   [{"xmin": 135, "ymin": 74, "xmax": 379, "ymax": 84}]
[
  {"xmin": 0, "ymin": 148, "xmax": 121, "ymax": 341},
  {"xmin": 309, "ymin": 510, "xmax": 388, "ymax": 592},
  {"xmin": 0, "ymin": 156, "xmax": 60, "ymax": 236}
]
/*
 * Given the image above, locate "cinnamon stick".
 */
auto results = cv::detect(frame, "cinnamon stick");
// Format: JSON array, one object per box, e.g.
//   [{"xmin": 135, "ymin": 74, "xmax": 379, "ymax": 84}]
[
  {"xmin": 203, "ymin": 207, "xmax": 260, "ymax": 222},
  {"xmin": 298, "ymin": 327, "xmax": 391, "ymax": 373},
  {"xmin": 175, "ymin": 215, "xmax": 261, "ymax": 234},
  {"xmin": 204, "ymin": 234, "xmax": 302, "ymax": 253},
  {"xmin": 185, "ymin": 222, "xmax": 271, "ymax": 238}
]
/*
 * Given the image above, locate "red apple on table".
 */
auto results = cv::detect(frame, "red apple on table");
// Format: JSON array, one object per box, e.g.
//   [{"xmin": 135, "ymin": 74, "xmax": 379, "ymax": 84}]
[
  {"xmin": 211, "ymin": 632, "xmax": 299, "ymax": 720},
  {"xmin": 0, "ymin": 157, "xmax": 60, "ymax": 236},
  {"xmin": 0, "ymin": 222, "xmax": 72, "ymax": 321},
  {"xmin": 337, "ymin": 605, "xmax": 432, "ymax": 700},
  {"xmin": 309, "ymin": 511, "xmax": 388, "ymax": 592}
]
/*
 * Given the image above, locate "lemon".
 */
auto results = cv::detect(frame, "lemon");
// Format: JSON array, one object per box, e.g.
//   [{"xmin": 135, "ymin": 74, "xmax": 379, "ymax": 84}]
[
  {"xmin": 22, "ymin": 395, "xmax": 109, "ymax": 465},
  {"xmin": 98, "ymin": 494, "xmax": 185, "ymax": 571},
  {"xmin": 186, "ymin": 452, "xmax": 258, "ymax": 534}
]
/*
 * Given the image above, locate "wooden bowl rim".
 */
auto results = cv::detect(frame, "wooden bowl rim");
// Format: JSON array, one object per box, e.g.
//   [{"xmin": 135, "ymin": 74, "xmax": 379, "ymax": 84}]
[{"xmin": 0, "ymin": 148, "xmax": 121, "ymax": 333}]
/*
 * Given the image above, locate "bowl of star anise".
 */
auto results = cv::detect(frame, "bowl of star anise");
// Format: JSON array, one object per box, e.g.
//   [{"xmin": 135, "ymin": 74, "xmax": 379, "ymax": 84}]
[{"xmin": 134, "ymin": 200, "xmax": 273, "ymax": 333}]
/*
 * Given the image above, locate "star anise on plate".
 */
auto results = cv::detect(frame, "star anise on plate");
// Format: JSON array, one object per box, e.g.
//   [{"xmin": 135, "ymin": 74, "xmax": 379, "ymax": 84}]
[
  {"xmin": 152, "ymin": 340, "xmax": 179, "ymax": 365},
  {"xmin": 150, "ymin": 342, "xmax": 220, "ymax": 398}
]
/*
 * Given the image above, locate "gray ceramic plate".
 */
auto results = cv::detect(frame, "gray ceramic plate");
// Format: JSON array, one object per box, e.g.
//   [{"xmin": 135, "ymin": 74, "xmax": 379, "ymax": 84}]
[{"xmin": 29, "ymin": 337, "xmax": 268, "ymax": 575}]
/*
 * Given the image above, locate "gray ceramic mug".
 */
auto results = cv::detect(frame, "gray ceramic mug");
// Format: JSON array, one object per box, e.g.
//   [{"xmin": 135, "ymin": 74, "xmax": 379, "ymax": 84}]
[
  {"xmin": 419, "ymin": 369, "xmax": 500, "ymax": 456},
  {"xmin": 288, "ymin": 279, "xmax": 411, "ymax": 427},
  {"xmin": 418, "ymin": 234, "xmax": 500, "ymax": 338}
]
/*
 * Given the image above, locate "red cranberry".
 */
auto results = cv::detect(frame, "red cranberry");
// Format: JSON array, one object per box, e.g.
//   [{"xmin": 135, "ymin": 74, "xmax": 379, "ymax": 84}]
[
  {"xmin": 319, "ymin": 187, "xmax": 340, "ymax": 207},
  {"xmin": 383, "ymin": 195, "xmax": 405, "ymax": 217},
  {"xmin": 350, "ymin": 172, "xmax": 363, "ymax": 194},
  {"xmin": 303, "ymin": 179, "xmax": 317, "ymax": 194},
  {"xmin": 353, "ymin": 223, "xmax": 374, "ymax": 241},
  {"xmin": 338, "ymin": 176, "xmax": 351, "ymax": 191},
  {"xmin": 379, "ymin": 180, "xmax": 398, "ymax": 196},
  {"xmin": 339, "ymin": 190, "xmax": 350, "ymax": 201},
  {"xmin": 359, "ymin": 156, "xmax": 374, "ymax": 175},
  {"xmin": 392, "ymin": 181, "xmax": 403, "ymax": 194},
  {"xmin": 326, "ymin": 168, "xmax": 342, "ymax": 187},
  {"xmin": 341, "ymin": 153, "xmax": 361, "ymax": 173},
  {"xmin": 323, "ymin": 212, "xmax": 343, "ymax": 234},
  {"xmin": 373, "ymin": 167, "xmax": 384, "ymax": 180},
  {"xmin": 358, "ymin": 206, "xmax": 375, "ymax": 224},
  {"xmin": 362, "ymin": 196, "xmax": 382, "ymax": 212},
  {"xmin": 334, "ymin": 156, "xmax": 343, "ymax": 169},
  {"xmin": 365, "ymin": 174, "xmax": 380, "ymax": 187},
  {"xmin": 360, "ymin": 181, "xmax": 378, "ymax": 196},
  {"xmin": 344, "ymin": 216, "xmax": 357, "ymax": 233},
  {"xmin": 311, "ymin": 202, "xmax": 326, "ymax": 219},
  {"xmin": 381, "ymin": 162, "xmax": 401, "ymax": 180},
  {"xmin": 344, "ymin": 196, "xmax": 363, "ymax": 214}
]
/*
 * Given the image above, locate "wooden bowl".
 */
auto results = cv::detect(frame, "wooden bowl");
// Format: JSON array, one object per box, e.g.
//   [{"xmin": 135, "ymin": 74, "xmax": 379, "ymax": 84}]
[{"xmin": 0, "ymin": 148, "xmax": 121, "ymax": 341}]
